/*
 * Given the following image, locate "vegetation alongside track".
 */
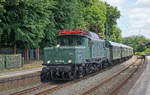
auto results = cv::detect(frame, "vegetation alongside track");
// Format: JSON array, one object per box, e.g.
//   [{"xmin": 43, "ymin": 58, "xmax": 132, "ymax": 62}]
[
  {"xmin": 135, "ymin": 48, "xmax": 150, "ymax": 55},
  {"xmin": 0, "ymin": 0, "xmax": 121, "ymax": 49},
  {"xmin": 122, "ymin": 36, "xmax": 150, "ymax": 54},
  {"xmin": 0, "ymin": 0, "xmax": 149, "ymax": 53}
]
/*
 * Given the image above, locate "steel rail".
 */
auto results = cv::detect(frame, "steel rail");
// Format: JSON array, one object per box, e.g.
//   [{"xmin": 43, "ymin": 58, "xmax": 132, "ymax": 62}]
[
  {"xmin": 9, "ymin": 63, "xmax": 110, "ymax": 95},
  {"xmin": 109, "ymin": 59, "xmax": 144, "ymax": 95},
  {"xmin": 34, "ymin": 63, "xmax": 117, "ymax": 95},
  {"xmin": 10, "ymin": 83, "xmax": 52, "ymax": 95},
  {"xmin": 10, "ymin": 67, "xmax": 105, "ymax": 95},
  {"xmin": 10, "ymin": 57, "xmax": 136, "ymax": 95},
  {"xmin": 81, "ymin": 58, "xmax": 140, "ymax": 95}
]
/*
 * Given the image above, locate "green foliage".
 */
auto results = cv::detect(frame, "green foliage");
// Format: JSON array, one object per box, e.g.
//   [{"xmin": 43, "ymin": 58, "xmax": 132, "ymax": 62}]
[
  {"xmin": 135, "ymin": 48, "xmax": 150, "ymax": 55},
  {"xmin": 52, "ymin": 0, "xmax": 85, "ymax": 30},
  {"xmin": 110, "ymin": 26, "xmax": 122, "ymax": 43},
  {"xmin": 0, "ymin": 0, "xmax": 122, "ymax": 48},
  {"xmin": 105, "ymin": 3, "xmax": 121, "ymax": 41},
  {"xmin": 83, "ymin": 0, "xmax": 107, "ymax": 37},
  {"xmin": 0, "ymin": 0, "xmax": 5, "ymax": 39},
  {"xmin": 0, "ymin": 0, "xmax": 55, "ymax": 48},
  {"xmin": 144, "ymin": 48, "xmax": 150, "ymax": 53},
  {"xmin": 122, "ymin": 36, "xmax": 150, "ymax": 53}
]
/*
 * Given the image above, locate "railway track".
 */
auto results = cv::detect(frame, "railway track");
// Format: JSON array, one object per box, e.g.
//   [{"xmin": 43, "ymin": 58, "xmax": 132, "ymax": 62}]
[
  {"xmin": 10, "ymin": 82, "xmax": 53, "ymax": 95},
  {"xmin": 110, "ymin": 59, "xmax": 144, "ymax": 95},
  {"xmin": 10, "ymin": 57, "xmax": 138, "ymax": 95},
  {"xmin": 80, "ymin": 58, "xmax": 144, "ymax": 95},
  {"xmin": 10, "ymin": 70, "xmax": 106, "ymax": 95},
  {"xmin": 34, "ymin": 68, "xmax": 110, "ymax": 95},
  {"xmin": 34, "ymin": 59, "xmax": 134, "ymax": 95},
  {"xmin": 10, "ymin": 60, "xmax": 118, "ymax": 95}
]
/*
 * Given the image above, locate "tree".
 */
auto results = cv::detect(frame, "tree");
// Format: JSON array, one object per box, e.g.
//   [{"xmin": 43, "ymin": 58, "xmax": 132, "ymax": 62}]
[
  {"xmin": 110, "ymin": 26, "xmax": 122, "ymax": 43},
  {"xmin": 0, "ymin": 0, "xmax": 55, "ymax": 48},
  {"xmin": 0, "ymin": 0, "xmax": 122, "ymax": 48},
  {"xmin": 122, "ymin": 36, "xmax": 149, "ymax": 52},
  {"xmin": 105, "ymin": 3, "xmax": 121, "ymax": 41},
  {"xmin": 52, "ymin": 0, "xmax": 85, "ymax": 30},
  {"xmin": 76, "ymin": 0, "xmax": 107, "ymax": 38}
]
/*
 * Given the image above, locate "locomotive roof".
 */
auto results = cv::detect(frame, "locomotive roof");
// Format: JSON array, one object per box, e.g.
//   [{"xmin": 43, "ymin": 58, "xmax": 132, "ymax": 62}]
[
  {"xmin": 88, "ymin": 32, "xmax": 100, "ymax": 39},
  {"xmin": 109, "ymin": 41, "xmax": 122, "ymax": 47},
  {"xmin": 58, "ymin": 29, "xmax": 132, "ymax": 49},
  {"xmin": 58, "ymin": 30, "xmax": 103, "ymax": 40}
]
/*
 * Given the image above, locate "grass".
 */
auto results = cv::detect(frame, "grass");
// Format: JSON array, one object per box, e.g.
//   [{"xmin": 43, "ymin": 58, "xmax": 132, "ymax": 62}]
[
  {"xmin": 0, "ymin": 60, "xmax": 43, "ymax": 74},
  {"xmin": 135, "ymin": 48, "xmax": 150, "ymax": 55}
]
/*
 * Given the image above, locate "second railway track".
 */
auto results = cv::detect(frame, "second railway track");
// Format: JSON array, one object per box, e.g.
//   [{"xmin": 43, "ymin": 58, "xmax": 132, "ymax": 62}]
[
  {"xmin": 9, "ymin": 56, "xmax": 140, "ymax": 95},
  {"xmin": 80, "ymin": 58, "xmax": 144, "ymax": 95},
  {"xmin": 10, "ymin": 64, "xmax": 111, "ymax": 95},
  {"xmin": 31, "ymin": 66, "xmax": 113, "ymax": 95}
]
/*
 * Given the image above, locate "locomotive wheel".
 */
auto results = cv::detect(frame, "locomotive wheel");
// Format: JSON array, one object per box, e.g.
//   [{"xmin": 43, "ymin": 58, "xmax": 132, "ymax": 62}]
[
  {"xmin": 68, "ymin": 72, "xmax": 75, "ymax": 80},
  {"xmin": 89, "ymin": 64, "xmax": 95, "ymax": 73},
  {"xmin": 78, "ymin": 66, "xmax": 84, "ymax": 78},
  {"xmin": 85, "ymin": 67, "xmax": 89, "ymax": 75},
  {"xmin": 78, "ymin": 72, "xmax": 83, "ymax": 78},
  {"xmin": 46, "ymin": 72, "xmax": 51, "ymax": 81},
  {"xmin": 94, "ymin": 64, "xmax": 98, "ymax": 72},
  {"xmin": 40, "ymin": 72, "xmax": 46, "ymax": 82},
  {"xmin": 62, "ymin": 72, "xmax": 65, "ymax": 79},
  {"xmin": 40, "ymin": 67, "xmax": 51, "ymax": 82},
  {"xmin": 41, "ymin": 72, "xmax": 51, "ymax": 82}
]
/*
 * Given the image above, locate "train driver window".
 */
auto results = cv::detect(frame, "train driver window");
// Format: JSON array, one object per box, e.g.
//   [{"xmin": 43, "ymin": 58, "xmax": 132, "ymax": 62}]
[
  {"xmin": 60, "ymin": 39, "xmax": 65, "ymax": 46},
  {"xmin": 68, "ymin": 39, "xmax": 73, "ymax": 46},
  {"xmin": 88, "ymin": 39, "xmax": 92, "ymax": 47},
  {"xmin": 77, "ymin": 38, "xmax": 82, "ymax": 45}
]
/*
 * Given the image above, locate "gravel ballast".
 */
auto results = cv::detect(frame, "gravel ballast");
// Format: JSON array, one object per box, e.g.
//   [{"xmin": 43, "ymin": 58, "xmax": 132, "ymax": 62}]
[{"xmin": 50, "ymin": 56, "xmax": 137, "ymax": 95}]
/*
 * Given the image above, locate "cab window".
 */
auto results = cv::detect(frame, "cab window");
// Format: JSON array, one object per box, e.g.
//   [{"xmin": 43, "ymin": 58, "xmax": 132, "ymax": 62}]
[
  {"xmin": 76, "ymin": 38, "xmax": 82, "ymax": 45},
  {"xmin": 60, "ymin": 40, "xmax": 65, "ymax": 46},
  {"xmin": 58, "ymin": 35, "xmax": 83, "ymax": 46},
  {"xmin": 68, "ymin": 39, "xmax": 73, "ymax": 46}
]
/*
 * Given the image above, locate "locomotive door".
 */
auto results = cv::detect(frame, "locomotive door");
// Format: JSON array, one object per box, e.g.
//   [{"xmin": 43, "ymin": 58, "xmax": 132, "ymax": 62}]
[
  {"xmin": 88, "ymin": 39, "xmax": 93, "ymax": 58},
  {"xmin": 109, "ymin": 46, "xmax": 113, "ymax": 60},
  {"xmin": 121, "ymin": 47, "xmax": 123, "ymax": 58}
]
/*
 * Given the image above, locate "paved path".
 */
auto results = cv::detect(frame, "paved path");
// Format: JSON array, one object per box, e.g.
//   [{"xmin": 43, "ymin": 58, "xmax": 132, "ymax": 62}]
[
  {"xmin": 0, "ymin": 67, "xmax": 42, "ymax": 79},
  {"xmin": 129, "ymin": 56, "xmax": 150, "ymax": 95}
]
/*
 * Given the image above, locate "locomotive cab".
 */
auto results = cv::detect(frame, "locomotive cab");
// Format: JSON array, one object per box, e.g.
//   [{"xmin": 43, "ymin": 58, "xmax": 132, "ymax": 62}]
[
  {"xmin": 44, "ymin": 33, "xmax": 89, "ymax": 65},
  {"xmin": 41, "ymin": 30, "xmax": 90, "ymax": 81}
]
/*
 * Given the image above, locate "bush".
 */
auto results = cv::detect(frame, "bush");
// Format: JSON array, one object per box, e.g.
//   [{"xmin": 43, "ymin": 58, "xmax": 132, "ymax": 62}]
[{"xmin": 135, "ymin": 48, "xmax": 150, "ymax": 55}]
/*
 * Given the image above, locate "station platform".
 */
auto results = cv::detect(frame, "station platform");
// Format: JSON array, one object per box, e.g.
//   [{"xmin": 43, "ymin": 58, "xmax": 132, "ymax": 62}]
[
  {"xmin": 129, "ymin": 56, "xmax": 150, "ymax": 95},
  {"xmin": 0, "ymin": 67, "xmax": 42, "ymax": 79},
  {"xmin": 0, "ymin": 67, "xmax": 42, "ymax": 92}
]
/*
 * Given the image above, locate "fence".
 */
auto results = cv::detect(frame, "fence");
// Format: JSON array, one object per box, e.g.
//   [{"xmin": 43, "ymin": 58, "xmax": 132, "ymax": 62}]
[
  {"xmin": 0, "ymin": 48, "xmax": 44, "ymax": 61},
  {"xmin": 0, "ymin": 54, "xmax": 22, "ymax": 70},
  {"xmin": 0, "ymin": 55, "xmax": 5, "ymax": 70}
]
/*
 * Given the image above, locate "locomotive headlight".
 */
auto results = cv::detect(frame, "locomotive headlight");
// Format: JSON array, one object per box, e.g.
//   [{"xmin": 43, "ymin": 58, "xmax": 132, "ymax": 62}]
[
  {"xmin": 68, "ymin": 60, "xmax": 72, "ymax": 63},
  {"xmin": 47, "ymin": 60, "xmax": 51, "ymax": 64},
  {"xmin": 56, "ymin": 44, "xmax": 60, "ymax": 48}
]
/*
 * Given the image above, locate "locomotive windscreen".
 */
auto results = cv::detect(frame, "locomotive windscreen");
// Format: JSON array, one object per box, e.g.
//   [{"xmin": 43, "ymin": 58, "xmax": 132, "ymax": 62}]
[{"xmin": 58, "ymin": 35, "xmax": 83, "ymax": 46}]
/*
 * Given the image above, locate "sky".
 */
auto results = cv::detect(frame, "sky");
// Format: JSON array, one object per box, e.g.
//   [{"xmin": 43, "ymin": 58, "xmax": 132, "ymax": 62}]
[{"xmin": 101, "ymin": 0, "xmax": 150, "ymax": 39}]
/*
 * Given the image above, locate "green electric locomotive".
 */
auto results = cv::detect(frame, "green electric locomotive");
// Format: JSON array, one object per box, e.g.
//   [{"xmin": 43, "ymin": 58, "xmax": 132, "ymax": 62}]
[{"xmin": 41, "ymin": 29, "xmax": 133, "ymax": 81}]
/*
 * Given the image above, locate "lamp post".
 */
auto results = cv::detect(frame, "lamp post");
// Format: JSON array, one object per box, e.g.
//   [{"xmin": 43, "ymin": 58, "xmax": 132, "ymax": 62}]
[{"xmin": 105, "ymin": 23, "xmax": 109, "ymax": 41}]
